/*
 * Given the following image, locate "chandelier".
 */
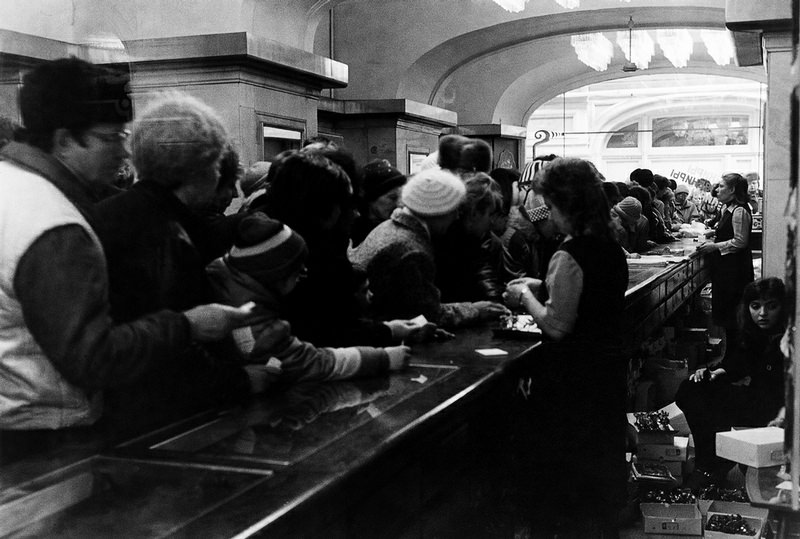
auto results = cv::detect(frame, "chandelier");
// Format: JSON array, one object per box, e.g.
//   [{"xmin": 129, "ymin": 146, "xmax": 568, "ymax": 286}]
[
  {"xmin": 656, "ymin": 29, "xmax": 694, "ymax": 68},
  {"xmin": 701, "ymin": 29, "xmax": 734, "ymax": 66},
  {"xmin": 571, "ymin": 33, "xmax": 615, "ymax": 71}
]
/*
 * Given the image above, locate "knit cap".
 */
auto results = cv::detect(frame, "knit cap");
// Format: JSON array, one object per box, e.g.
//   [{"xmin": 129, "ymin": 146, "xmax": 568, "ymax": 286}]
[
  {"xmin": 362, "ymin": 159, "xmax": 407, "ymax": 202},
  {"xmin": 675, "ymin": 183, "xmax": 690, "ymax": 196},
  {"xmin": 401, "ymin": 168, "xmax": 466, "ymax": 217},
  {"xmin": 615, "ymin": 196, "xmax": 642, "ymax": 223},
  {"xmin": 227, "ymin": 212, "xmax": 308, "ymax": 284}
]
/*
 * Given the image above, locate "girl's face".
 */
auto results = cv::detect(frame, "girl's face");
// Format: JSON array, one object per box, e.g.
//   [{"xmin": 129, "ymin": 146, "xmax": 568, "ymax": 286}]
[
  {"xmin": 544, "ymin": 196, "xmax": 572, "ymax": 235},
  {"xmin": 749, "ymin": 296, "xmax": 783, "ymax": 331},
  {"xmin": 716, "ymin": 180, "xmax": 734, "ymax": 204},
  {"xmin": 464, "ymin": 204, "xmax": 494, "ymax": 238}
]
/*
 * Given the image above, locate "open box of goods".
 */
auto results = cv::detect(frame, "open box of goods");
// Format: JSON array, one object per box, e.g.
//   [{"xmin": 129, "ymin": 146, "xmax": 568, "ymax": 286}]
[
  {"xmin": 715, "ymin": 427, "xmax": 784, "ymax": 468},
  {"xmin": 704, "ymin": 512, "xmax": 764, "ymax": 538},
  {"xmin": 630, "ymin": 410, "xmax": 678, "ymax": 444},
  {"xmin": 698, "ymin": 500, "xmax": 769, "ymax": 539},
  {"xmin": 493, "ymin": 314, "xmax": 542, "ymax": 340},
  {"xmin": 640, "ymin": 500, "xmax": 702, "ymax": 536},
  {"xmin": 632, "ymin": 461, "xmax": 678, "ymax": 485},
  {"xmin": 697, "ymin": 486, "xmax": 750, "ymax": 514}
]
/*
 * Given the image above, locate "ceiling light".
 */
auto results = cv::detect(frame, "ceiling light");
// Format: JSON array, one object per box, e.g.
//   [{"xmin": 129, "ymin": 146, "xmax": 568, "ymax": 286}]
[
  {"xmin": 701, "ymin": 29, "xmax": 734, "ymax": 66},
  {"xmin": 657, "ymin": 29, "xmax": 693, "ymax": 68},
  {"xmin": 571, "ymin": 33, "xmax": 614, "ymax": 71}
]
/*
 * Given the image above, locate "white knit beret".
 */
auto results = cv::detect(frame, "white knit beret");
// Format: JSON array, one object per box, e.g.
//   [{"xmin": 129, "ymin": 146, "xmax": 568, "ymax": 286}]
[
  {"xmin": 402, "ymin": 168, "xmax": 466, "ymax": 217},
  {"xmin": 675, "ymin": 183, "xmax": 690, "ymax": 196}
]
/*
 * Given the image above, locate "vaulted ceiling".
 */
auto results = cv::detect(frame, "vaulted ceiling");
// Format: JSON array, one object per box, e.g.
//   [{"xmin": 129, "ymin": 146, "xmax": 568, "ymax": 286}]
[{"xmin": 325, "ymin": 0, "xmax": 765, "ymax": 125}]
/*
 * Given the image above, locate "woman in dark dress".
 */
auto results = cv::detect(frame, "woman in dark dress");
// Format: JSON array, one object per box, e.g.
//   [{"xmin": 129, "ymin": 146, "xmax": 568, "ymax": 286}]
[
  {"xmin": 677, "ymin": 277, "xmax": 786, "ymax": 488},
  {"xmin": 696, "ymin": 173, "xmax": 754, "ymax": 347},
  {"xmin": 504, "ymin": 157, "xmax": 629, "ymax": 537}
]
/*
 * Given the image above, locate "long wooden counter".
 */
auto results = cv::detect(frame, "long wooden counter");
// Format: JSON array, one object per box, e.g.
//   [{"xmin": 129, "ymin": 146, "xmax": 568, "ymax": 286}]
[{"xmin": 0, "ymin": 241, "xmax": 710, "ymax": 538}]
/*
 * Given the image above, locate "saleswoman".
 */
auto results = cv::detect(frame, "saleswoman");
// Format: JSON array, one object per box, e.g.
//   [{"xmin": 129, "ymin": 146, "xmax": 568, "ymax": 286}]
[
  {"xmin": 504, "ymin": 157, "xmax": 628, "ymax": 536},
  {"xmin": 676, "ymin": 277, "xmax": 786, "ymax": 488},
  {"xmin": 696, "ymin": 172, "xmax": 754, "ymax": 347}
]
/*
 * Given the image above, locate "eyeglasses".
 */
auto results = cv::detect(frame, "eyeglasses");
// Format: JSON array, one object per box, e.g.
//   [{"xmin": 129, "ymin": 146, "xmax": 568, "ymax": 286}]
[{"xmin": 86, "ymin": 129, "xmax": 131, "ymax": 143}]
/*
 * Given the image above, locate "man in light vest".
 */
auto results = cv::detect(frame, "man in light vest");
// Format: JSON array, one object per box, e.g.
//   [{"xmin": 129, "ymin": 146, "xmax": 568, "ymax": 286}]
[{"xmin": 0, "ymin": 57, "xmax": 253, "ymax": 433}]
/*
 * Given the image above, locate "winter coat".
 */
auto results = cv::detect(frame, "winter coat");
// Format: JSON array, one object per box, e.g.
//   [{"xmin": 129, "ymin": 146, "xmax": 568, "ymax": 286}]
[{"xmin": 206, "ymin": 258, "xmax": 390, "ymax": 392}]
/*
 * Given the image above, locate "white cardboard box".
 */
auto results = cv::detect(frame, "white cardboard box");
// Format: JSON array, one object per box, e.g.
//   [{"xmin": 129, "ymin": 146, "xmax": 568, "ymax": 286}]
[
  {"xmin": 638, "ymin": 437, "xmax": 689, "ymax": 462},
  {"xmin": 640, "ymin": 503, "xmax": 702, "ymax": 536},
  {"xmin": 659, "ymin": 402, "xmax": 690, "ymax": 436},
  {"xmin": 715, "ymin": 427, "xmax": 784, "ymax": 468}
]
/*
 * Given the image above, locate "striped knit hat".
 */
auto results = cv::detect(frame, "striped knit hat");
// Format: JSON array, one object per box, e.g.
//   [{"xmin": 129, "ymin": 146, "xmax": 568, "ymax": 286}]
[
  {"xmin": 402, "ymin": 168, "xmax": 466, "ymax": 217},
  {"xmin": 227, "ymin": 212, "xmax": 308, "ymax": 284}
]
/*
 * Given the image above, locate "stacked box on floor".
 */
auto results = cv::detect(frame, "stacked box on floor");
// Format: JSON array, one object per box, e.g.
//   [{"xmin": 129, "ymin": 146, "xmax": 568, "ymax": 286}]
[
  {"xmin": 639, "ymin": 488, "xmax": 701, "ymax": 537},
  {"xmin": 629, "ymin": 409, "xmax": 690, "ymax": 482},
  {"xmin": 640, "ymin": 502, "xmax": 702, "ymax": 536}
]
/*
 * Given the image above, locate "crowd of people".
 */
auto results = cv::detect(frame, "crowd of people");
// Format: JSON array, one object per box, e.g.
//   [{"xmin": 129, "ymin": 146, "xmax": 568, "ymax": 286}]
[{"xmin": 0, "ymin": 57, "xmax": 782, "ymax": 536}]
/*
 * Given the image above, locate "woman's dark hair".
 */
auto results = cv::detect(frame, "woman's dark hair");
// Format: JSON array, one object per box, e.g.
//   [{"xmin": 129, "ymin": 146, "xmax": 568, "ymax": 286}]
[
  {"xmin": 460, "ymin": 172, "xmax": 501, "ymax": 218},
  {"xmin": 601, "ymin": 181, "xmax": 621, "ymax": 208},
  {"xmin": 260, "ymin": 151, "xmax": 353, "ymax": 245},
  {"xmin": 737, "ymin": 277, "xmax": 787, "ymax": 347},
  {"xmin": 218, "ymin": 143, "xmax": 242, "ymax": 190},
  {"xmin": 533, "ymin": 157, "xmax": 613, "ymax": 239},
  {"xmin": 302, "ymin": 142, "xmax": 362, "ymax": 201},
  {"xmin": 627, "ymin": 184, "xmax": 653, "ymax": 214},
  {"xmin": 489, "ymin": 167, "xmax": 520, "ymax": 214},
  {"xmin": 721, "ymin": 172, "xmax": 750, "ymax": 206},
  {"xmin": 654, "ymin": 174, "xmax": 669, "ymax": 191}
]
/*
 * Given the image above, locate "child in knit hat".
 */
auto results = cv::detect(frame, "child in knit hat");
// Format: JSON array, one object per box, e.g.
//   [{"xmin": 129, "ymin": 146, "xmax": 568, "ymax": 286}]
[
  {"xmin": 350, "ymin": 168, "xmax": 509, "ymax": 327},
  {"xmin": 207, "ymin": 212, "xmax": 410, "ymax": 393},
  {"xmin": 610, "ymin": 196, "xmax": 650, "ymax": 255}
]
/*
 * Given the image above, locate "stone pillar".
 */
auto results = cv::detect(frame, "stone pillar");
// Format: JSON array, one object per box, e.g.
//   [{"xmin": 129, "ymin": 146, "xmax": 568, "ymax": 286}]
[
  {"xmin": 762, "ymin": 32, "xmax": 793, "ymax": 279},
  {"xmin": 726, "ymin": 0, "xmax": 792, "ymax": 279}
]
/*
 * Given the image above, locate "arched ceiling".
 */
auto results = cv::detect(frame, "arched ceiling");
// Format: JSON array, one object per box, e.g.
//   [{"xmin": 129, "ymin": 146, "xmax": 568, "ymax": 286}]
[{"xmin": 327, "ymin": 0, "xmax": 766, "ymax": 126}]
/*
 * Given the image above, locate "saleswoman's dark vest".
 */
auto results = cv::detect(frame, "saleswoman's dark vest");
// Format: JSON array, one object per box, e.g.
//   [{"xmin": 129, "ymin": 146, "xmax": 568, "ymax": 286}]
[
  {"xmin": 716, "ymin": 202, "xmax": 752, "ymax": 245},
  {"xmin": 556, "ymin": 235, "xmax": 628, "ymax": 345}
]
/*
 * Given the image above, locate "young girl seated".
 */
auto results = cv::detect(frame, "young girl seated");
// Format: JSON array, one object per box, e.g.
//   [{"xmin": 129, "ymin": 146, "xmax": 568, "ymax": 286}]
[
  {"xmin": 676, "ymin": 277, "xmax": 787, "ymax": 488},
  {"xmin": 207, "ymin": 213, "xmax": 410, "ymax": 393}
]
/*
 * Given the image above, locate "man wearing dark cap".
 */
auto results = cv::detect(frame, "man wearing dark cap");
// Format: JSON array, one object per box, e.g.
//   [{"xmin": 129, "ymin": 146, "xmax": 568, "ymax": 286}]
[
  {"xmin": 0, "ymin": 57, "xmax": 252, "ymax": 433},
  {"xmin": 351, "ymin": 158, "xmax": 407, "ymax": 246}
]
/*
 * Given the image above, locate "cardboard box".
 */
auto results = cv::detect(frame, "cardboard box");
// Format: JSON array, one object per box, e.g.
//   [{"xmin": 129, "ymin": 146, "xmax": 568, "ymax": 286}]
[
  {"xmin": 628, "ymin": 412, "xmax": 678, "ymax": 445},
  {"xmin": 638, "ymin": 459, "xmax": 684, "ymax": 478},
  {"xmin": 715, "ymin": 427, "xmax": 784, "ymax": 468},
  {"xmin": 660, "ymin": 402, "xmax": 690, "ymax": 436},
  {"xmin": 705, "ymin": 512, "xmax": 764, "ymax": 539},
  {"xmin": 638, "ymin": 437, "xmax": 689, "ymax": 462},
  {"xmin": 698, "ymin": 500, "xmax": 769, "ymax": 520},
  {"xmin": 640, "ymin": 503, "xmax": 702, "ymax": 536}
]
